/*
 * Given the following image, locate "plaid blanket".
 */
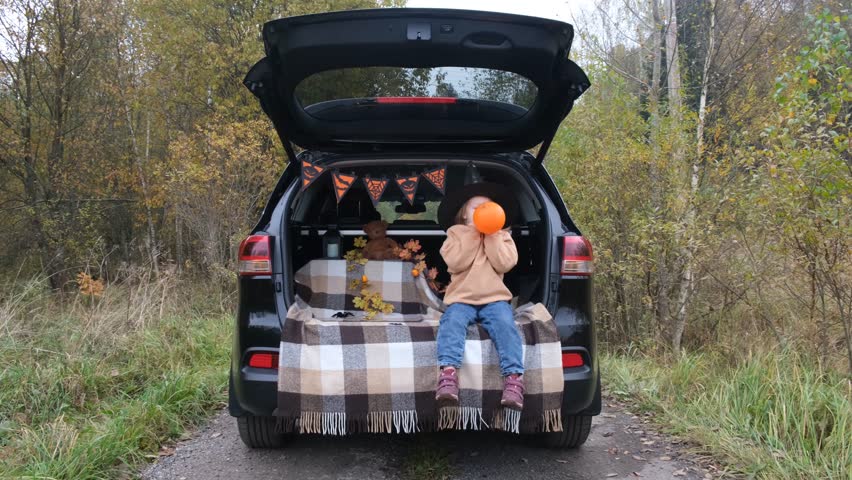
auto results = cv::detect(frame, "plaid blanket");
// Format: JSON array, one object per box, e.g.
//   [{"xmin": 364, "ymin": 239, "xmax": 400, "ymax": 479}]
[
  {"xmin": 294, "ymin": 259, "xmax": 444, "ymax": 321},
  {"xmin": 275, "ymin": 302, "xmax": 564, "ymax": 435}
]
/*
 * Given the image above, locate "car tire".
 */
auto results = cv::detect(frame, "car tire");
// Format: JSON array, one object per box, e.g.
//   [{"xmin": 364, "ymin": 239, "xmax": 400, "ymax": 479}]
[
  {"xmin": 534, "ymin": 414, "xmax": 593, "ymax": 449},
  {"xmin": 237, "ymin": 415, "xmax": 286, "ymax": 448}
]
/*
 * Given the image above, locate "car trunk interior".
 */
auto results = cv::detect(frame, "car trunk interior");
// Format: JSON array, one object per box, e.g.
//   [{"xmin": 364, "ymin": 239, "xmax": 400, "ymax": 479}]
[{"xmin": 284, "ymin": 160, "xmax": 550, "ymax": 307}]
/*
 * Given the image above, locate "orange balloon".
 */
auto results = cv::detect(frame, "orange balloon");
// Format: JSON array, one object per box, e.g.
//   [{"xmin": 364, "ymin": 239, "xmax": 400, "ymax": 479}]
[{"xmin": 473, "ymin": 201, "xmax": 506, "ymax": 235}]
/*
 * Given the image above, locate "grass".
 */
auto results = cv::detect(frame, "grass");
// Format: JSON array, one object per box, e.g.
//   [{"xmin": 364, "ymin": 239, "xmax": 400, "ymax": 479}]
[
  {"xmin": 0, "ymin": 272, "xmax": 232, "ymax": 479},
  {"xmin": 602, "ymin": 349, "xmax": 852, "ymax": 479},
  {"xmin": 3, "ymin": 272, "xmax": 850, "ymax": 480}
]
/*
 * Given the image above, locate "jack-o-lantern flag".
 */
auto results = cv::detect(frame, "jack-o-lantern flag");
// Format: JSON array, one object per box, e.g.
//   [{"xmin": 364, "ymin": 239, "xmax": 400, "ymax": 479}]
[
  {"xmin": 300, "ymin": 159, "xmax": 325, "ymax": 191},
  {"xmin": 422, "ymin": 166, "xmax": 446, "ymax": 194},
  {"xmin": 362, "ymin": 176, "xmax": 389, "ymax": 207},
  {"xmin": 332, "ymin": 171, "xmax": 358, "ymax": 203},
  {"xmin": 396, "ymin": 174, "xmax": 420, "ymax": 205}
]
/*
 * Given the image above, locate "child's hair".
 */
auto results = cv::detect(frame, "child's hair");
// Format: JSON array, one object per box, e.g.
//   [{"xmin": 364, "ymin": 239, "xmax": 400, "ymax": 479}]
[
  {"xmin": 455, "ymin": 196, "xmax": 495, "ymax": 225},
  {"xmin": 454, "ymin": 204, "xmax": 467, "ymax": 226},
  {"xmin": 454, "ymin": 197, "xmax": 479, "ymax": 225}
]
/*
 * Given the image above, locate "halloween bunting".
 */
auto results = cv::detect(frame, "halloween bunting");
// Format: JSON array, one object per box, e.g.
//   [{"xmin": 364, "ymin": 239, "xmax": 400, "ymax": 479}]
[
  {"xmin": 362, "ymin": 176, "xmax": 389, "ymax": 207},
  {"xmin": 395, "ymin": 174, "xmax": 420, "ymax": 205},
  {"xmin": 322, "ymin": 168, "xmax": 444, "ymax": 205},
  {"xmin": 333, "ymin": 171, "xmax": 358, "ymax": 203},
  {"xmin": 421, "ymin": 166, "xmax": 446, "ymax": 194},
  {"xmin": 300, "ymin": 159, "xmax": 325, "ymax": 191}
]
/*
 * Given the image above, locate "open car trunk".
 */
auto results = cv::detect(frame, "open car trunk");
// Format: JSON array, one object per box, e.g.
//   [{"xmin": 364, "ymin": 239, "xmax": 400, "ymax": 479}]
[
  {"xmin": 245, "ymin": 8, "xmax": 589, "ymax": 161},
  {"xmin": 284, "ymin": 159, "xmax": 551, "ymax": 312}
]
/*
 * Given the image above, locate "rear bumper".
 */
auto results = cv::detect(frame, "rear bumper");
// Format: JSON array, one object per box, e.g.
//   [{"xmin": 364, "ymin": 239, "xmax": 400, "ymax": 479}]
[
  {"xmin": 562, "ymin": 366, "xmax": 600, "ymax": 415},
  {"xmin": 231, "ymin": 280, "xmax": 600, "ymax": 417},
  {"xmin": 230, "ymin": 365, "xmax": 278, "ymax": 416}
]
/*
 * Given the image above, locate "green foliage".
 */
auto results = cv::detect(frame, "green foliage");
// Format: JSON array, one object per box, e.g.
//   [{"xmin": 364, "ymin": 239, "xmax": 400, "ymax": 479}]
[
  {"xmin": 603, "ymin": 351, "xmax": 852, "ymax": 479},
  {"xmin": 761, "ymin": 11, "xmax": 850, "ymax": 236},
  {"xmin": 0, "ymin": 0, "xmax": 390, "ymax": 283},
  {"xmin": 740, "ymin": 12, "xmax": 851, "ymax": 367},
  {"xmin": 548, "ymin": 66, "xmax": 680, "ymax": 341},
  {"xmin": 551, "ymin": 8, "xmax": 850, "ymax": 368}
]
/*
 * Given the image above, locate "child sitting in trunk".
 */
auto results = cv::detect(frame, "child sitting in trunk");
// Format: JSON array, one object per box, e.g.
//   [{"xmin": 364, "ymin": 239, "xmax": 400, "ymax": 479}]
[{"xmin": 434, "ymin": 182, "xmax": 524, "ymax": 410}]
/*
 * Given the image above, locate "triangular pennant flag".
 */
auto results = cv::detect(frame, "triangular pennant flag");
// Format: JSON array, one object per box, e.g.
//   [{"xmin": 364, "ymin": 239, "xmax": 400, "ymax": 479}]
[
  {"xmin": 332, "ymin": 171, "xmax": 357, "ymax": 203},
  {"xmin": 422, "ymin": 166, "xmax": 446, "ymax": 194},
  {"xmin": 300, "ymin": 159, "xmax": 325, "ymax": 191},
  {"xmin": 396, "ymin": 174, "xmax": 420, "ymax": 205},
  {"xmin": 362, "ymin": 176, "xmax": 389, "ymax": 207}
]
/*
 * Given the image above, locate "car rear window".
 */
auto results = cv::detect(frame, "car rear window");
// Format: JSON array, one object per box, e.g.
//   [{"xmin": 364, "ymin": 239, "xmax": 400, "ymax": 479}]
[
  {"xmin": 295, "ymin": 67, "xmax": 538, "ymax": 112},
  {"xmin": 376, "ymin": 201, "xmax": 440, "ymax": 224}
]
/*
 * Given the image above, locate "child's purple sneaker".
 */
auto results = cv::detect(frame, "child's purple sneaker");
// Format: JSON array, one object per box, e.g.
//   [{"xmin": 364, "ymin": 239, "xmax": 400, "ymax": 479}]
[
  {"xmin": 435, "ymin": 367, "xmax": 459, "ymax": 406},
  {"xmin": 500, "ymin": 374, "xmax": 525, "ymax": 410}
]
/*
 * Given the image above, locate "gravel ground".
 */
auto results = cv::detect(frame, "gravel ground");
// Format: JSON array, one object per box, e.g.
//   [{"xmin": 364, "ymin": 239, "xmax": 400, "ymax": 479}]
[{"xmin": 141, "ymin": 400, "xmax": 722, "ymax": 480}]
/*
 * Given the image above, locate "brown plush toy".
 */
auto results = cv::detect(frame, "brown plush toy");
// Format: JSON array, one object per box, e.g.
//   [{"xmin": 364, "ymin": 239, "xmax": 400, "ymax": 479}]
[{"xmin": 362, "ymin": 220, "xmax": 400, "ymax": 260}]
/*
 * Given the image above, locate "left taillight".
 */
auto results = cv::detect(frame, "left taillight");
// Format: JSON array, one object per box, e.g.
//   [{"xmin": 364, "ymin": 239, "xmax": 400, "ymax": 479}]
[
  {"xmin": 238, "ymin": 235, "xmax": 271, "ymax": 276},
  {"xmin": 247, "ymin": 352, "xmax": 279, "ymax": 369}
]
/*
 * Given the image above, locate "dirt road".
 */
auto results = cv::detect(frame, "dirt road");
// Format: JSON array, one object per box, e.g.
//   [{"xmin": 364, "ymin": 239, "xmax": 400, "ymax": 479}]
[{"xmin": 141, "ymin": 401, "xmax": 718, "ymax": 480}]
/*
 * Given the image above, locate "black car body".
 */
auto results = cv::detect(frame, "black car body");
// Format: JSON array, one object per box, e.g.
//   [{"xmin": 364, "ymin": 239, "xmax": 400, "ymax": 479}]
[{"xmin": 230, "ymin": 8, "xmax": 598, "ymax": 448}]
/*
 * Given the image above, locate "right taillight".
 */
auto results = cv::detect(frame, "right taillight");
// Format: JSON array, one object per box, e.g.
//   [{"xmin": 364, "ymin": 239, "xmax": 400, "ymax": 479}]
[
  {"xmin": 238, "ymin": 235, "xmax": 271, "ymax": 275},
  {"xmin": 561, "ymin": 236, "xmax": 594, "ymax": 276},
  {"xmin": 561, "ymin": 352, "xmax": 585, "ymax": 368}
]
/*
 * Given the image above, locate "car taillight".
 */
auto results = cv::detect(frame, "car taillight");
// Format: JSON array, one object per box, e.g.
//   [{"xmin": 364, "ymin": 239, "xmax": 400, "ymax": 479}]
[
  {"xmin": 375, "ymin": 96, "xmax": 457, "ymax": 104},
  {"xmin": 238, "ymin": 235, "xmax": 271, "ymax": 275},
  {"xmin": 247, "ymin": 352, "xmax": 279, "ymax": 369},
  {"xmin": 561, "ymin": 236, "xmax": 594, "ymax": 276},
  {"xmin": 561, "ymin": 352, "xmax": 584, "ymax": 368}
]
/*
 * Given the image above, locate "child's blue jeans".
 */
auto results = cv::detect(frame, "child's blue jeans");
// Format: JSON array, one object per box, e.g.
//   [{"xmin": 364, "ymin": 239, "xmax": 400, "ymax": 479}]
[{"xmin": 436, "ymin": 301, "xmax": 524, "ymax": 376}]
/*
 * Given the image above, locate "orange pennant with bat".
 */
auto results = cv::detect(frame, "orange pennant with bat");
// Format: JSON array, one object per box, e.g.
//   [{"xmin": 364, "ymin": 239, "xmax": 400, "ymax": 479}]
[
  {"xmin": 362, "ymin": 176, "xmax": 389, "ymax": 207},
  {"xmin": 300, "ymin": 159, "xmax": 325, "ymax": 191},
  {"xmin": 333, "ymin": 171, "xmax": 358, "ymax": 203},
  {"xmin": 396, "ymin": 174, "xmax": 420, "ymax": 205},
  {"xmin": 422, "ymin": 166, "xmax": 446, "ymax": 194}
]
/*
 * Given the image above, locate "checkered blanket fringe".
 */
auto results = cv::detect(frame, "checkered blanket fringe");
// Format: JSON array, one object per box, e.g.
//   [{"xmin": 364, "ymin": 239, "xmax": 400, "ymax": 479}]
[
  {"xmin": 275, "ymin": 302, "xmax": 564, "ymax": 435},
  {"xmin": 436, "ymin": 406, "xmax": 562, "ymax": 434}
]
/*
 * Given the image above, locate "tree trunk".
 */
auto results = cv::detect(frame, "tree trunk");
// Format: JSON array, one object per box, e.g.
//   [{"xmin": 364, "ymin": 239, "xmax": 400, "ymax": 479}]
[
  {"xmin": 649, "ymin": 0, "xmax": 670, "ymax": 336},
  {"xmin": 664, "ymin": 0, "xmax": 682, "ymax": 117},
  {"xmin": 125, "ymin": 105, "xmax": 159, "ymax": 275},
  {"xmin": 671, "ymin": 0, "xmax": 714, "ymax": 352},
  {"xmin": 175, "ymin": 207, "xmax": 184, "ymax": 272}
]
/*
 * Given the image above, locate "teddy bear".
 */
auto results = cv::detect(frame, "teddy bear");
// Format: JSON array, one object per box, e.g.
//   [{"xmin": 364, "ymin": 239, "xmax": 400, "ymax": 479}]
[{"xmin": 362, "ymin": 220, "xmax": 400, "ymax": 260}]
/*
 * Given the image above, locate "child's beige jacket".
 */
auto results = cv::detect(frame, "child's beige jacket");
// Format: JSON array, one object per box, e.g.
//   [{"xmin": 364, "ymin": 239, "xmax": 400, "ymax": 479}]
[{"xmin": 440, "ymin": 224, "xmax": 518, "ymax": 306}]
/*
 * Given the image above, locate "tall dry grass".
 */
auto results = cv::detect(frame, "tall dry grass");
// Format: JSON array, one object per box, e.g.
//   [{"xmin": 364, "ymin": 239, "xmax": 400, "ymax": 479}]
[
  {"xmin": 603, "ymin": 349, "xmax": 852, "ymax": 479},
  {"xmin": 0, "ymin": 269, "xmax": 233, "ymax": 479}
]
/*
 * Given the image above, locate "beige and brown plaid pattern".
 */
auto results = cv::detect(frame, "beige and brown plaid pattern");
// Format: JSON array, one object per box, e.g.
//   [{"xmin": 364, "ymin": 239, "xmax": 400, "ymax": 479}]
[
  {"xmin": 275, "ymin": 306, "xmax": 564, "ymax": 435},
  {"xmin": 294, "ymin": 259, "xmax": 428, "ymax": 321}
]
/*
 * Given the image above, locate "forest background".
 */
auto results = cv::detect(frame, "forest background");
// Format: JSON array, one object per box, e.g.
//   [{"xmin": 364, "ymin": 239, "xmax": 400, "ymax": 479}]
[{"xmin": 0, "ymin": 0, "xmax": 849, "ymax": 478}]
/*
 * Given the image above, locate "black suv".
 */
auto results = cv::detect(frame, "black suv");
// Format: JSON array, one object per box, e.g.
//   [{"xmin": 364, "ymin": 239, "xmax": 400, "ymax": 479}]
[{"xmin": 230, "ymin": 8, "xmax": 598, "ymax": 449}]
